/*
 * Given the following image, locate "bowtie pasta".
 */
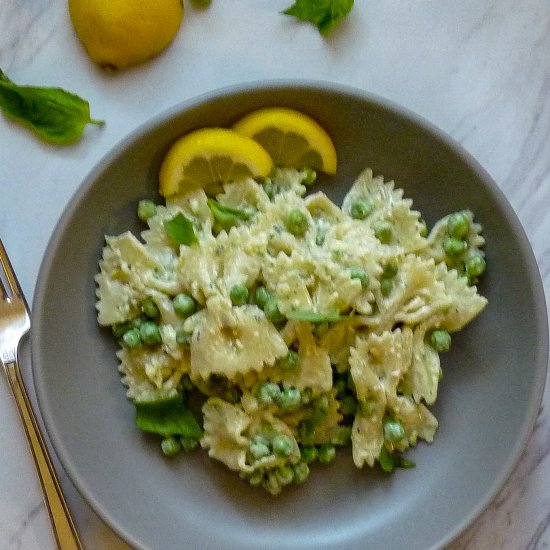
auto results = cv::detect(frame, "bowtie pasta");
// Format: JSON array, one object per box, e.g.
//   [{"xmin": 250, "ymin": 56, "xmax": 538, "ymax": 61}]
[{"xmin": 96, "ymin": 167, "xmax": 487, "ymax": 494}]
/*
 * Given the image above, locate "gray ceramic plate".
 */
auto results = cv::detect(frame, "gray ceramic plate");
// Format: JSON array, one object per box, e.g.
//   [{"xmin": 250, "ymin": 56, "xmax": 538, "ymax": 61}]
[{"xmin": 32, "ymin": 82, "xmax": 548, "ymax": 550}]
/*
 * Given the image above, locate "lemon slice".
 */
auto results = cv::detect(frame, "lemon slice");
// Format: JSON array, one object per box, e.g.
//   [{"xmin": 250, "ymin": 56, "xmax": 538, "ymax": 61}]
[
  {"xmin": 232, "ymin": 107, "xmax": 337, "ymax": 174},
  {"xmin": 159, "ymin": 128, "xmax": 273, "ymax": 197}
]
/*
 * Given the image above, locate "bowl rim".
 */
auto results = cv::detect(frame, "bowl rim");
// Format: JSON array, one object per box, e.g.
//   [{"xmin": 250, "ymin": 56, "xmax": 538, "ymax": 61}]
[{"xmin": 31, "ymin": 79, "xmax": 549, "ymax": 550}]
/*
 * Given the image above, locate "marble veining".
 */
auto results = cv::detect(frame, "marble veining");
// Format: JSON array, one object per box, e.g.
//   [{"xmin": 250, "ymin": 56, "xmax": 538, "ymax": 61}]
[{"xmin": 1, "ymin": 1, "xmax": 549, "ymax": 548}]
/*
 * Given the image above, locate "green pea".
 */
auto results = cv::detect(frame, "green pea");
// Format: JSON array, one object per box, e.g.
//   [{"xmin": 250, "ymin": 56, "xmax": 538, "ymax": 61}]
[
  {"xmin": 258, "ymin": 382, "xmax": 281, "ymax": 405},
  {"xmin": 254, "ymin": 286, "xmax": 271, "ymax": 308},
  {"xmin": 373, "ymin": 220, "xmax": 394, "ymax": 244},
  {"xmin": 272, "ymin": 434, "xmax": 294, "ymax": 457},
  {"xmin": 137, "ymin": 199, "xmax": 157, "ymax": 222},
  {"xmin": 122, "ymin": 327, "xmax": 141, "ymax": 348},
  {"xmin": 175, "ymin": 327, "xmax": 192, "ymax": 346},
  {"xmin": 275, "ymin": 465, "xmax": 295, "ymax": 486},
  {"xmin": 180, "ymin": 437, "xmax": 198, "ymax": 452},
  {"xmin": 466, "ymin": 253, "xmax": 486, "ymax": 279},
  {"xmin": 173, "ymin": 293, "xmax": 196, "ymax": 318},
  {"xmin": 312, "ymin": 395, "xmax": 330, "ymax": 417},
  {"xmin": 248, "ymin": 470, "xmax": 264, "ymax": 487},
  {"xmin": 278, "ymin": 350, "xmax": 299, "ymax": 371},
  {"xmin": 443, "ymin": 236, "xmax": 467, "ymax": 258},
  {"xmin": 383, "ymin": 420, "xmax": 405, "ymax": 443},
  {"xmin": 161, "ymin": 436, "xmax": 181, "ymax": 457},
  {"xmin": 339, "ymin": 395, "xmax": 358, "ymax": 416},
  {"xmin": 349, "ymin": 267, "xmax": 369, "ymax": 288},
  {"xmin": 278, "ymin": 388, "xmax": 301, "ymax": 409},
  {"xmin": 292, "ymin": 462, "xmax": 310, "ymax": 484},
  {"xmin": 447, "ymin": 212, "xmax": 470, "ymax": 239},
  {"xmin": 300, "ymin": 445, "xmax": 318, "ymax": 464},
  {"xmin": 382, "ymin": 260, "xmax": 398, "ymax": 279},
  {"xmin": 141, "ymin": 297, "xmax": 160, "ymax": 319},
  {"xmin": 350, "ymin": 198, "xmax": 374, "ymax": 220},
  {"xmin": 301, "ymin": 167, "xmax": 317, "ymax": 186},
  {"xmin": 139, "ymin": 321, "xmax": 162, "ymax": 346},
  {"xmin": 285, "ymin": 209, "xmax": 309, "ymax": 237},
  {"xmin": 229, "ymin": 284, "xmax": 249, "ymax": 306},
  {"xmin": 131, "ymin": 316, "xmax": 146, "ymax": 329},
  {"xmin": 249, "ymin": 436, "xmax": 271, "ymax": 459},
  {"xmin": 380, "ymin": 278, "xmax": 393, "ymax": 297},
  {"xmin": 430, "ymin": 329, "xmax": 452, "ymax": 352},
  {"xmin": 317, "ymin": 444, "xmax": 336, "ymax": 464},
  {"xmin": 334, "ymin": 378, "xmax": 347, "ymax": 397},
  {"xmin": 330, "ymin": 426, "xmax": 352, "ymax": 446},
  {"xmin": 112, "ymin": 321, "xmax": 132, "ymax": 339},
  {"xmin": 263, "ymin": 296, "xmax": 285, "ymax": 323}
]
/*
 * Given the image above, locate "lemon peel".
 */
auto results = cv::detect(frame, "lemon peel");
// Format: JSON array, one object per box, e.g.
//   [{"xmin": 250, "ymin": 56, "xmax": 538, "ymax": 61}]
[
  {"xmin": 68, "ymin": 0, "xmax": 184, "ymax": 69},
  {"xmin": 159, "ymin": 128, "xmax": 273, "ymax": 197},
  {"xmin": 233, "ymin": 107, "xmax": 337, "ymax": 174}
]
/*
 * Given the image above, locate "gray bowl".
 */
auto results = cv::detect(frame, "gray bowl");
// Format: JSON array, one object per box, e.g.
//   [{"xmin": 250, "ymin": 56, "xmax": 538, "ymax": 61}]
[{"xmin": 32, "ymin": 81, "xmax": 548, "ymax": 550}]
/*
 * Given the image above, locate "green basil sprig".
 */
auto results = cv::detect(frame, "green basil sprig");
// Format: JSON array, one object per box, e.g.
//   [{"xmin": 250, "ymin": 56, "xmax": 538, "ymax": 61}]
[
  {"xmin": 0, "ymin": 69, "xmax": 103, "ymax": 145},
  {"xmin": 283, "ymin": 0, "xmax": 354, "ymax": 35}
]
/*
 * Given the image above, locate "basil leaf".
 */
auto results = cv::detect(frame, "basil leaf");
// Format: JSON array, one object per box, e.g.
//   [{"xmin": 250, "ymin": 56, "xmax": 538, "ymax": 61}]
[
  {"xmin": 286, "ymin": 309, "xmax": 344, "ymax": 323},
  {"xmin": 207, "ymin": 199, "xmax": 253, "ymax": 231},
  {"xmin": 283, "ymin": 0, "xmax": 354, "ymax": 34},
  {"xmin": 164, "ymin": 212, "xmax": 198, "ymax": 245},
  {"xmin": 135, "ymin": 394, "xmax": 203, "ymax": 439},
  {"xmin": 0, "ymin": 69, "xmax": 104, "ymax": 145}
]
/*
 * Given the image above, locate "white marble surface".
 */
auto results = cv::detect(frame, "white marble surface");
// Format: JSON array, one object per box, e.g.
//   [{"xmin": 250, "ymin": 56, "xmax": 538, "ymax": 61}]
[{"xmin": 1, "ymin": 1, "xmax": 550, "ymax": 548}]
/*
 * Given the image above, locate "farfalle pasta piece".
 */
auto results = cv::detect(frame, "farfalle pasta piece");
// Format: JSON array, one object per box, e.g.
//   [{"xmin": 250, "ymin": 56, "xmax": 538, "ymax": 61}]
[
  {"xmin": 342, "ymin": 168, "xmax": 404, "ymax": 216},
  {"xmin": 386, "ymin": 394, "xmax": 438, "ymax": 449},
  {"xmin": 400, "ymin": 321, "xmax": 442, "ymax": 405},
  {"xmin": 366, "ymin": 255, "xmax": 453, "ymax": 332},
  {"xmin": 424, "ymin": 210, "xmax": 485, "ymax": 268},
  {"xmin": 190, "ymin": 296, "xmax": 288, "ymax": 381},
  {"xmin": 95, "ymin": 231, "xmax": 163, "ymax": 325},
  {"xmin": 265, "ymin": 320, "xmax": 333, "ymax": 393},
  {"xmin": 201, "ymin": 397, "xmax": 252, "ymax": 471},
  {"xmin": 117, "ymin": 347, "xmax": 187, "ymax": 401},
  {"xmin": 165, "ymin": 188, "xmax": 213, "ymax": 231},
  {"xmin": 350, "ymin": 329, "xmax": 413, "ymax": 467},
  {"xmin": 177, "ymin": 233, "xmax": 221, "ymax": 303},
  {"xmin": 201, "ymin": 398, "xmax": 300, "ymax": 493},
  {"xmin": 435, "ymin": 264, "xmax": 488, "ymax": 332},
  {"xmin": 216, "ymin": 178, "xmax": 271, "ymax": 212}
]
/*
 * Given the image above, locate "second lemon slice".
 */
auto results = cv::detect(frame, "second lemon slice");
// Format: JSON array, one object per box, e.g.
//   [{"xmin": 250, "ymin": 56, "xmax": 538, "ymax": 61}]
[
  {"xmin": 232, "ymin": 107, "xmax": 337, "ymax": 174},
  {"xmin": 159, "ymin": 128, "xmax": 273, "ymax": 197}
]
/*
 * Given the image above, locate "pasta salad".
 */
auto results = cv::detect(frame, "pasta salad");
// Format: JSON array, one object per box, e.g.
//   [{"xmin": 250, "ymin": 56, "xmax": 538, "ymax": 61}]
[{"xmin": 95, "ymin": 166, "xmax": 487, "ymax": 494}]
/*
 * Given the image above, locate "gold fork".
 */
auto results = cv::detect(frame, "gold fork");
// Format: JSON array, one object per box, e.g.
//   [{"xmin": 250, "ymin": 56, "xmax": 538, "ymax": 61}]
[{"xmin": 0, "ymin": 238, "xmax": 83, "ymax": 550}]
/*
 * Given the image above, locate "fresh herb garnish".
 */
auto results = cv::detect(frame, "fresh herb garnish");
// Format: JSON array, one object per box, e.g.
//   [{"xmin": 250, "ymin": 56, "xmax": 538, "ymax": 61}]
[
  {"xmin": 164, "ymin": 212, "xmax": 198, "ymax": 245},
  {"xmin": 207, "ymin": 199, "xmax": 253, "ymax": 231},
  {"xmin": 286, "ymin": 309, "xmax": 344, "ymax": 323},
  {"xmin": 283, "ymin": 0, "xmax": 354, "ymax": 35},
  {"xmin": 0, "ymin": 69, "xmax": 103, "ymax": 145},
  {"xmin": 134, "ymin": 394, "xmax": 203, "ymax": 439}
]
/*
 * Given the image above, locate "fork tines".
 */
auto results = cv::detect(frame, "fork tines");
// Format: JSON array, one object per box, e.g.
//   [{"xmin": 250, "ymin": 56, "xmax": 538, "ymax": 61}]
[{"xmin": 0, "ymin": 238, "xmax": 23, "ymax": 301}]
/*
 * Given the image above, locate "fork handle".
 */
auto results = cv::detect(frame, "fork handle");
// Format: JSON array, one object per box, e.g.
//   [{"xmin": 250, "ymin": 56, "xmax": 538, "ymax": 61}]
[{"xmin": 5, "ymin": 360, "xmax": 83, "ymax": 550}]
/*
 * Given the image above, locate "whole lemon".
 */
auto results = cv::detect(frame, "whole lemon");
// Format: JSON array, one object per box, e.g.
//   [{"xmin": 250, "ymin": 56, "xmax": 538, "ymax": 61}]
[{"xmin": 68, "ymin": 0, "xmax": 184, "ymax": 69}]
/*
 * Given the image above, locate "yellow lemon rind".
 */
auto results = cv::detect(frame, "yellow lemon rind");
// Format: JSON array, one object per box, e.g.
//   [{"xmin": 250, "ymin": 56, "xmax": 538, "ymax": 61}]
[
  {"xmin": 232, "ymin": 107, "xmax": 337, "ymax": 175},
  {"xmin": 159, "ymin": 127, "xmax": 273, "ymax": 197}
]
